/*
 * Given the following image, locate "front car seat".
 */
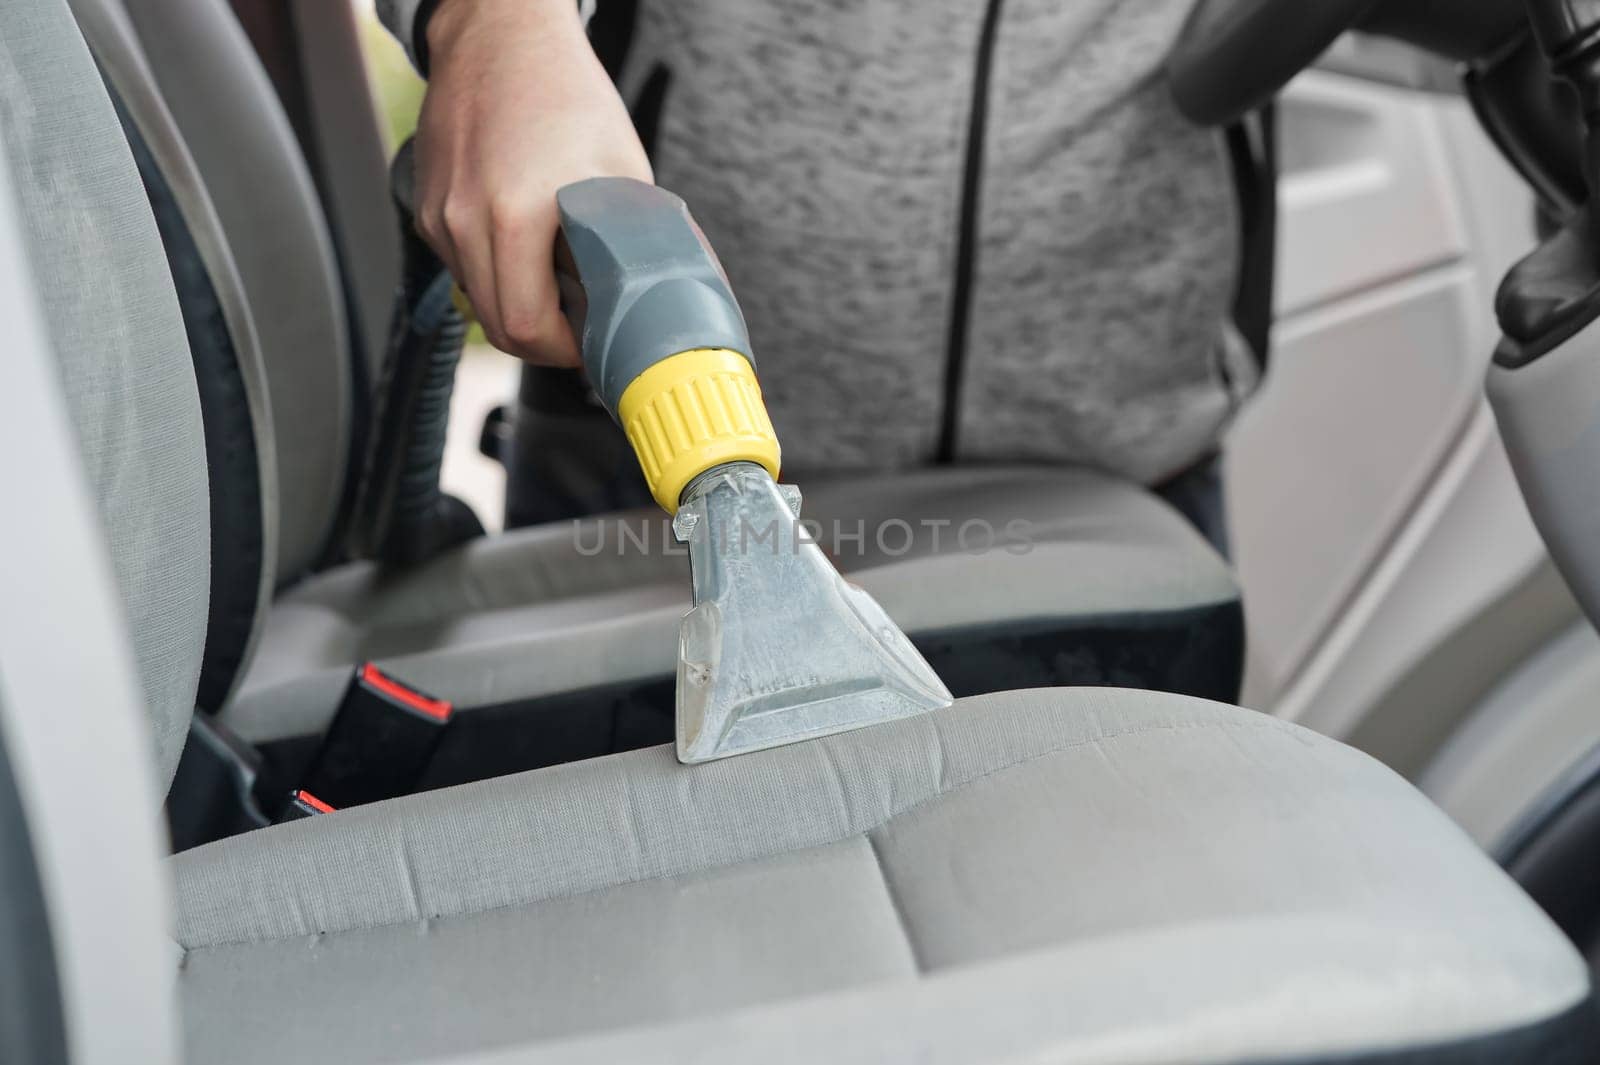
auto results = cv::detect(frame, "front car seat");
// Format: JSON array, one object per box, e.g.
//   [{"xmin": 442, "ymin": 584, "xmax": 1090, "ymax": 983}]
[
  {"xmin": 96, "ymin": 0, "xmax": 1245, "ymax": 764},
  {"xmin": 0, "ymin": 4, "xmax": 1592, "ymax": 1062}
]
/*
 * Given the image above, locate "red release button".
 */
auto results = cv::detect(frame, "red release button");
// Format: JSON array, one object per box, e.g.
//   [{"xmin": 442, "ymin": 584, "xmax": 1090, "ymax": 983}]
[
  {"xmin": 294, "ymin": 790, "xmax": 336, "ymax": 815},
  {"xmin": 358, "ymin": 663, "xmax": 453, "ymax": 722}
]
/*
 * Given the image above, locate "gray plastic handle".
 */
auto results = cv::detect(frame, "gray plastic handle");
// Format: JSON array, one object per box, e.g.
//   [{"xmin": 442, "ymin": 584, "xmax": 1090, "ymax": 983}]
[{"xmin": 556, "ymin": 177, "xmax": 753, "ymax": 416}]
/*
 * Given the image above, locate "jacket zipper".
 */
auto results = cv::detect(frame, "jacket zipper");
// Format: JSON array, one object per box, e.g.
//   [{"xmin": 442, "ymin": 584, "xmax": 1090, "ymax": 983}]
[{"xmin": 936, "ymin": 0, "xmax": 1005, "ymax": 463}]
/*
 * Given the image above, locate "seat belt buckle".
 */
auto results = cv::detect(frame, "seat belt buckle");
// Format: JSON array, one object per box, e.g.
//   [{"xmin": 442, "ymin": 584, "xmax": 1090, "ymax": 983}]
[
  {"xmin": 296, "ymin": 663, "xmax": 453, "ymax": 809},
  {"xmin": 278, "ymin": 789, "xmax": 337, "ymax": 822}
]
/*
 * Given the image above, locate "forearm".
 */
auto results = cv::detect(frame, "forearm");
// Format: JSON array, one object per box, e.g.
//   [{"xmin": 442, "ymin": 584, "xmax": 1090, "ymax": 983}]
[{"xmin": 377, "ymin": 0, "xmax": 596, "ymax": 75}]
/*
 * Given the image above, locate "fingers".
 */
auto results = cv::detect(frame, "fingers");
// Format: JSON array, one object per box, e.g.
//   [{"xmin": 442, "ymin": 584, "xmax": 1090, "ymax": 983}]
[
  {"xmin": 445, "ymin": 195, "xmax": 506, "ymax": 347},
  {"xmin": 490, "ymin": 197, "xmax": 581, "ymax": 366},
  {"xmin": 412, "ymin": 124, "xmax": 468, "ymax": 294},
  {"xmin": 418, "ymin": 190, "xmax": 579, "ymax": 368},
  {"xmin": 413, "ymin": 153, "xmax": 578, "ymax": 366}
]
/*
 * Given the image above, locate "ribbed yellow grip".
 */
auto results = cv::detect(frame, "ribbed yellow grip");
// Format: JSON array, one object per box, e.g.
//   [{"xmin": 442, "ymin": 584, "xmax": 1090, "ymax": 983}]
[{"xmin": 617, "ymin": 348, "xmax": 781, "ymax": 511}]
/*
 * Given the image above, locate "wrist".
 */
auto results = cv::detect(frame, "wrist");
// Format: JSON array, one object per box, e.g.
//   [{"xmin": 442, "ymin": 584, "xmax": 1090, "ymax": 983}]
[{"xmin": 424, "ymin": 0, "xmax": 585, "ymax": 70}]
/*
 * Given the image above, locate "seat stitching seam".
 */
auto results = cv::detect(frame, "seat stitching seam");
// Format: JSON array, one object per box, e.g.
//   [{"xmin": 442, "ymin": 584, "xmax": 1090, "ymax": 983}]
[
  {"xmin": 180, "ymin": 715, "xmax": 1297, "ymax": 951},
  {"xmin": 865, "ymin": 830, "xmax": 924, "ymax": 974}
]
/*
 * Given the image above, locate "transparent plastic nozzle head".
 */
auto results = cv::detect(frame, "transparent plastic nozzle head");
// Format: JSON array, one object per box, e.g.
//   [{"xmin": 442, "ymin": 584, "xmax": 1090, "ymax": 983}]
[{"xmin": 672, "ymin": 463, "xmax": 953, "ymax": 764}]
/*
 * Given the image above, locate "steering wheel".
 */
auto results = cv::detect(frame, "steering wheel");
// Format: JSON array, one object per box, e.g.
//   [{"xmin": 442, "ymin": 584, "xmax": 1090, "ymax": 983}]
[{"xmin": 1170, "ymin": 0, "xmax": 1530, "ymax": 126}]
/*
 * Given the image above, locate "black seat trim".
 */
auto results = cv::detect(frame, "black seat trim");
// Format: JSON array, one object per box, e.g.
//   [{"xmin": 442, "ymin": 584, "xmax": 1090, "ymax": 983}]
[{"xmin": 104, "ymin": 79, "xmax": 268, "ymax": 714}]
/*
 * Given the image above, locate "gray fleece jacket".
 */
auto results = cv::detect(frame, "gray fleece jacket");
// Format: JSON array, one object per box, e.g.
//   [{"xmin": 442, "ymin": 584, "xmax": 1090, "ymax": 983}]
[{"xmin": 382, "ymin": 0, "xmax": 1254, "ymax": 485}]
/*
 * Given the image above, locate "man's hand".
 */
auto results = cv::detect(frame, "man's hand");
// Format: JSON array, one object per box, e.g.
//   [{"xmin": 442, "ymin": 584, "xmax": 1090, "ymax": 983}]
[{"xmin": 415, "ymin": 0, "xmax": 651, "ymax": 365}]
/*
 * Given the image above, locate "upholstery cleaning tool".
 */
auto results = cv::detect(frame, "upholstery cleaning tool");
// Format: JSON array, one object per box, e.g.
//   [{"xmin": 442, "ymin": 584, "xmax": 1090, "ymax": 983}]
[{"xmin": 557, "ymin": 178, "xmax": 952, "ymax": 763}]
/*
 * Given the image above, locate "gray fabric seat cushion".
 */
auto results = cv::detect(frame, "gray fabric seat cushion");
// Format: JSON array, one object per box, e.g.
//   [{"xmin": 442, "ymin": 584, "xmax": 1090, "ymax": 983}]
[
  {"xmin": 173, "ymin": 688, "xmax": 1589, "ymax": 1065},
  {"xmin": 222, "ymin": 466, "xmax": 1240, "ymax": 741}
]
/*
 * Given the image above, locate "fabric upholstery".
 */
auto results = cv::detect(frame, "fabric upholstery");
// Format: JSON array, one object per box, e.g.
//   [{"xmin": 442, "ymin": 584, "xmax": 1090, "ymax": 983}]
[
  {"xmin": 120, "ymin": 0, "xmax": 351, "ymax": 582},
  {"xmin": 0, "ymin": 0, "xmax": 208, "ymax": 787},
  {"xmin": 221, "ymin": 466, "xmax": 1240, "ymax": 741},
  {"xmin": 114, "ymin": 0, "xmax": 1253, "ymax": 751},
  {"xmin": 8, "ymin": 7, "xmax": 1589, "ymax": 1065},
  {"xmin": 0, "ymin": 105, "xmax": 186, "ymax": 1064},
  {"xmin": 174, "ymin": 688, "xmax": 1590, "ymax": 1065},
  {"xmin": 70, "ymin": 0, "xmax": 280, "ymax": 713}
]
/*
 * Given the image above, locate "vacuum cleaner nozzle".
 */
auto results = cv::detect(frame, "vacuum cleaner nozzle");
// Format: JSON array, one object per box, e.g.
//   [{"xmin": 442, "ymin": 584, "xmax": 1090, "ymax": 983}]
[
  {"xmin": 556, "ymin": 177, "xmax": 951, "ymax": 763},
  {"xmin": 673, "ymin": 463, "xmax": 952, "ymax": 763}
]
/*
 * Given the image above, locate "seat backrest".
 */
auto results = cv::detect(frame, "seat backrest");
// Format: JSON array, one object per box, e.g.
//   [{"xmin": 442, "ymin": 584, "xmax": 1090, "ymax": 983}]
[
  {"xmin": 61, "ymin": 0, "xmax": 390, "ymax": 709},
  {"xmin": 69, "ymin": 0, "xmax": 282, "ymax": 714},
  {"xmin": 0, "ymin": 3, "xmax": 187, "ymax": 1061},
  {"xmin": 118, "ymin": 0, "xmax": 355, "ymax": 585},
  {"xmin": 0, "ymin": 0, "xmax": 210, "ymax": 790}
]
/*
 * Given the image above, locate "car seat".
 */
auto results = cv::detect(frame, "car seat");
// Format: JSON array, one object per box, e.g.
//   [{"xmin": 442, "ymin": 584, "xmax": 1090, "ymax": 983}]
[
  {"xmin": 87, "ymin": 0, "xmax": 1248, "ymax": 789},
  {"xmin": 0, "ymin": 3, "xmax": 1593, "ymax": 1063}
]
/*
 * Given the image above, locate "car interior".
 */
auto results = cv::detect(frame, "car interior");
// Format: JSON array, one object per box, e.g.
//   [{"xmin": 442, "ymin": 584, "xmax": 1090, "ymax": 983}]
[{"xmin": 3, "ymin": 0, "xmax": 1600, "ymax": 1062}]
